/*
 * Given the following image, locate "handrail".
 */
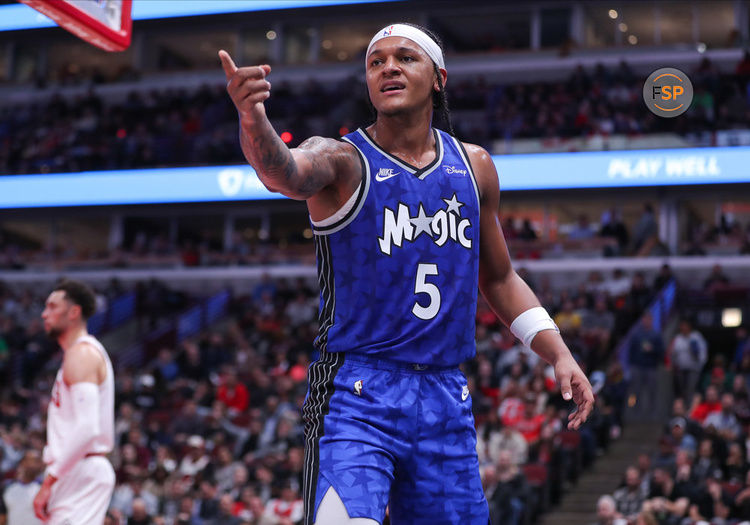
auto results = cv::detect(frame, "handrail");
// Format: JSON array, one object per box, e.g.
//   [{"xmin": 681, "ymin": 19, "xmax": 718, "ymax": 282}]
[{"xmin": 87, "ymin": 291, "xmax": 136, "ymax": 335}]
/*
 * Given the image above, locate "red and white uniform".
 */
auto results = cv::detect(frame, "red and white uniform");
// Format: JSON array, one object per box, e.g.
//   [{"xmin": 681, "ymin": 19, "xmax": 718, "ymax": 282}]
[{"xmin": 43, "ymin": 335, "xmax": 116, "ymax": 525}]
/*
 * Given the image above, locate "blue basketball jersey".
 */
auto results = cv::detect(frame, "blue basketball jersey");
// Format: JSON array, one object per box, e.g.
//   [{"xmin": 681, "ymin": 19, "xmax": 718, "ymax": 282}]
[{"xmin": 311, "ymin": 128, "xmax": 480, "ymax": 367}]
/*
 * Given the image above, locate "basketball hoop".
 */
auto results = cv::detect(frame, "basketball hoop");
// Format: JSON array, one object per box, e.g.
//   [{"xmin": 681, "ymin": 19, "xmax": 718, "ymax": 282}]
[{"xmin": 19, "ymin": 0, "xmax": 132, "ymax": 52}]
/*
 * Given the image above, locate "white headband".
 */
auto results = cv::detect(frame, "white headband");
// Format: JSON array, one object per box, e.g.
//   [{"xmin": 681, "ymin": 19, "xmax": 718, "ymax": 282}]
[{"xmin": 366, "ymin": 24, "xmax": 445, "ymax": 70}]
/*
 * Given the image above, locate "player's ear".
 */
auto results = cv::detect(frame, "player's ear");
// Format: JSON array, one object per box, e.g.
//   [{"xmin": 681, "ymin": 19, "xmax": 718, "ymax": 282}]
[
  {"xmin": 69, "ymin": 303, "xmax": 82, "ymax": 321},
  {"xmin": 434, "ymin": 67, "xmax": 447, "ymax": 92}
]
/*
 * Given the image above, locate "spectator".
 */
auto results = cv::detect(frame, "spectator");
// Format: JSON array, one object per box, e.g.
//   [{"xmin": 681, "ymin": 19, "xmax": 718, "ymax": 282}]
[
  {"xmin": 625, "ymin": 273, "xmax": 652, "ymax": 323},
  {"xmin": 554, "ymin": 300, "xmax": 582, "ymax": 336},
  {"xmin": 704, "ymin": 392, "xmax": 742, "ymax": 441},
  {"xmin": 669, "ymin": 319, "xmax": 708, "ymax": 404},
  {"xmin": 692, "ymin": 473, "xmax": 733, "ymax": 522},
  {"xmin": 628, "ymin": 314, "xmax": 664, "ymax": 419},
  {"xmin": 216, "ymin": 368, "xmax": 250, "ymax": 414},
  {"xmin": 197, "ymin": 480, "xmax": 220, "ymax": 523},
  {"xmin": 512, "ymin": 394, "xmax": 546, "ymax": 446},
  {"xmin": 206, "ymin": 493, "xmax": 241, "ymax": 525},
  {"xmin": 613, "ymin": 466, "xmax": 647, "ymax": 521},
  {"xmin": 110, "ymin": 473, "xmax": 159, "ymax": 519},
  {"xmin": 601, "ymin": 269, "xmax": 631, "ymax": 298},
  {"xmin": 178, "ymin": 435, "xmax": 210, "ymax": 478},
  {"xmin": 690, "ymin": 385, "xmax": 722, "ymax": 424},
  {"xmin": 169, "ymin": 401, "xmax": 207, "ymax": 442},
  {"xmin": 517, "ymin": 219, "xmax": 537, "ymax": 241},
  {"xmin": 632, "ymin": 204, "xmax": 658, "ymax": 256},
  {"xmin": 127, "ymin": 498, "xmax": 154, "ymax": 525},
  {"xmin": 213, "ymin": 445, "xmax": 243, "ymax": 493},
  {"xmin": 732, "ymin": 326, "xmax": 750, "ymax": 369},
  {"xmin": 582, "ymin": 298, "xmax": 615, "ymax": 369},
  {"xmin": 599, "ymin": 209, "xmax": 629, "ymax": 257},
  {"xmin": 263, "ymin": 483, "xmax": 303, "ymax": 524},
  {"xmin": 153, "ymin": 348, "xmax": 179, "ymax": 386},
  {"xmin": 569, "ymin": 214, "xmax": 596, "ymax": 240},
  {"xmin": 669, "ymin": 397, "xmax": 702, "ymax": 436},
  {"xmin": 733, "ymin": 470, "xmax": 750, "ymax": 520},
  {"xmin": 722, "ymin": 441, "xmax": 746, "ymax": 483},
  {"xmin": 692, "ymin": 439, "xmax": 719, "ymax": 482},
  {"xmin": 667, "ymin": 417, "xmax": 697, "ymax": 455},
  {"xmin": 703, "ymin": 263, "xmax": 730, "ymax": 293},
  {"xmin": 590, "ymin": 494, "xmax": 627, "ymax": 525},
  {"xmin": 496, "ymin": 424, "xmax": 529, "ymax": 466},
  {"xmin": 652, "ymin": 264, "xmax": 674, "ymax": 292},
  {"xmin": 487, "ymin": 450, "xmax": 528, "ymax": 525},
  {"xmin": 0, "ymin": 450, "xmax": 43, "ymax": 525}
]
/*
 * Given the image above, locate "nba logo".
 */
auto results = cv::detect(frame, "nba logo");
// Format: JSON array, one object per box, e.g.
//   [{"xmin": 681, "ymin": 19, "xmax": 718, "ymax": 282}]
[
  {"xmin": 383, "ymin": 26, "xmax": 393, "ymax": 36},
  {"xmin": 354, "ymin": 380, "xmax": 363, "ymax": 396}
]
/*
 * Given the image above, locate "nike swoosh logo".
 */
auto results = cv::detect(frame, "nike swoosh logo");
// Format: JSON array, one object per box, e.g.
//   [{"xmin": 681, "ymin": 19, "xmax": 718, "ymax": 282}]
[{"xmin": 375, "ymin": 171, "xmax": 400, "ymax": 182}]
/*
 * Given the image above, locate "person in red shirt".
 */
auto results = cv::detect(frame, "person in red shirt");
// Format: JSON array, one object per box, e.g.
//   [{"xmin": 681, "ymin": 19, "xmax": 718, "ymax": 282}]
[
  {"xmin": 216, "ymin": 369, "xmax": 249, "ymax": 413},
  {"xmin": 690, "ymin": 384, "xmax": 721, "ymax": 424},
  {"xmin": 512, "ymin": 394, "xmax": 546, "ymax": 445},
  {"xmin": 498, "ymin": 382, "xmax": 524, "ymax": 427}
]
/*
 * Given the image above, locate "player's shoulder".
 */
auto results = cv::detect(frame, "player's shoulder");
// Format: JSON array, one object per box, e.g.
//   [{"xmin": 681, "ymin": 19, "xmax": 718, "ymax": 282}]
[
  {"xmin": 459, "ymin": 141, "xmax": 493, "ymax": 169},
  {"xmin": 63, "ymin": 338, "xmax": 105, "ymax": 381},
  {"xmin": 67, "ymin": 337, "xmax": 103, "ymax": 359},
  {"xmin": 460, "ymin": 141, "xmax": 498, "ymax": 199},
  {"xmin": 298, "ymin": 135, "xmax": 357, "ymax": 157}
]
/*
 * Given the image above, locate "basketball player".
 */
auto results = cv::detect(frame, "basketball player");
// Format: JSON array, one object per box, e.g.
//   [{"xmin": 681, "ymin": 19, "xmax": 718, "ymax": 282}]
[
  {"xmin": 33, "ymin": 280, "xmax": 115, "ymax": 524},
  {"xmin": 220, "ymin": 22, "xmax": 594, "ymax": 525}
]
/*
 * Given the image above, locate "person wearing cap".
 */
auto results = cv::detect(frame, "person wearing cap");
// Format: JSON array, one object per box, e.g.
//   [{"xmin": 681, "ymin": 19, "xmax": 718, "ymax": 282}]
[
  {"xmin": 667, "ymin": 417, "xmax": 697, "ymax": 454},
  {"xmin": 178, "ymin": 435, "xmax": 209, "ymax": 478},
  {"xmin": 219, "ymin": 22, "xmax": 593, "ymax": 525}
]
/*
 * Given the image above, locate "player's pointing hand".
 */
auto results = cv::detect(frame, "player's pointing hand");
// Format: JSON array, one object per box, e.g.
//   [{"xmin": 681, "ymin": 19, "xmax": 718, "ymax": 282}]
[{"xmin": 219, "ymin": 49, "xmax": 272, "ymax": 120}]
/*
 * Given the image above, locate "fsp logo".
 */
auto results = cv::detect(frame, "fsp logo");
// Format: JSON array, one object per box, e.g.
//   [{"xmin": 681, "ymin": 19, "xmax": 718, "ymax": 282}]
[{"xmin": 643, "ymin": 67, "xmax": 693, "ymax": 118}]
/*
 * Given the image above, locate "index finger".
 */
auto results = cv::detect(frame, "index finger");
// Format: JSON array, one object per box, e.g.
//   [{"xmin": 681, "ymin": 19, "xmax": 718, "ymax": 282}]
[{"xmin": 218, "ymin": 49, "xmax": 237, "ymax": 80}]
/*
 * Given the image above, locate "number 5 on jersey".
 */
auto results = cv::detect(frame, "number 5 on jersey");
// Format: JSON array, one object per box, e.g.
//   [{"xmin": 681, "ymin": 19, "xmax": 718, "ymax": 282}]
[{"xmin": 412, "ymin": 263, "xmax": 441, "ymax": 320}]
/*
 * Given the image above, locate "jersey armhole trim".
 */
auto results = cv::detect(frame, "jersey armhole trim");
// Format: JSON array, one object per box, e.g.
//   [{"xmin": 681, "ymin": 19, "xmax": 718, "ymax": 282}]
[
  {"xmin": 311, "ymin": 138, "xmax": 370, "ymax": 236},
  {"xmin": 452, "ymin": 137, "xmax": 481, "ymax": 208}
]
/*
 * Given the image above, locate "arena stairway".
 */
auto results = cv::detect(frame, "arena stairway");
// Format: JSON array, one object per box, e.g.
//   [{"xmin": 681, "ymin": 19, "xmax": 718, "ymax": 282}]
[{"xmin": 536, "ymin": 421, "xmax": 663, "ymax": 525}]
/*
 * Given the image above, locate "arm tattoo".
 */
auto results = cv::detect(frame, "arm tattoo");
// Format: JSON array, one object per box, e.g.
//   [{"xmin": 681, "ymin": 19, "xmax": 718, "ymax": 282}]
[
  {"xmin": 239, "ymin": 121, "xmax": 344, "ymax": 198},
  {"xmin": 239, "ymin": 118, "xmax": 297, "ymax": 192}
]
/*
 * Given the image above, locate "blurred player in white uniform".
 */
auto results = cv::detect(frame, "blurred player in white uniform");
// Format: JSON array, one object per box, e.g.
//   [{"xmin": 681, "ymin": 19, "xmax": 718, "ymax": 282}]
[{"xmin": 34, "ymin": 280, "xmax": 115, "ymax": 524}]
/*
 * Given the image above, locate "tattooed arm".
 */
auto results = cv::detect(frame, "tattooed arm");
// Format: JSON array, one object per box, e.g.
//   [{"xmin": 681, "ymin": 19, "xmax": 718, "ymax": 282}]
[{"xmin": 219, "ymin": 50, "xmax": 359, "ymax": 200}]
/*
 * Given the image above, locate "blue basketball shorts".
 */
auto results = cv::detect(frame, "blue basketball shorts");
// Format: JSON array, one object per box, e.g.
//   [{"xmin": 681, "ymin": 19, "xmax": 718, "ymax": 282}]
[{"xmin": 301, "ymin": 350, "xmax": 490, "ymax": 525}]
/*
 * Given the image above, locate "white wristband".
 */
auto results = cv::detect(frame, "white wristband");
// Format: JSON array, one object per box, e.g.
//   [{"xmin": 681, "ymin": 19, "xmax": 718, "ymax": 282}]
[{"xmin": 510, "ymin": 307, "xmax": 559, "ymax": 348}]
